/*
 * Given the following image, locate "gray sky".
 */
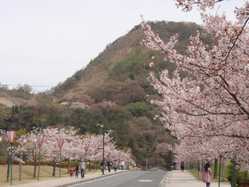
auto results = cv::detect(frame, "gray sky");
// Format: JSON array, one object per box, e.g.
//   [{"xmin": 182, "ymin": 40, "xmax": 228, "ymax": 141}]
[{"xmin": 0, "ymin": 0, "xmax": 244, "ymax": 92}]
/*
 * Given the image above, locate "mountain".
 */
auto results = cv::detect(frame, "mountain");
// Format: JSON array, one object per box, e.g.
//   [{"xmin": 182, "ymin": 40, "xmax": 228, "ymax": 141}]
[
  {"xmin": 53, "ymin": 21, "xmax": 206, "ymax": 103},
  {"xmin": 51, "ymin": 21, "xmax": 208, "ymax": 167},
  {"xmin": 0, "ymin": 21, "xmax": 208, "ymax": 167}
]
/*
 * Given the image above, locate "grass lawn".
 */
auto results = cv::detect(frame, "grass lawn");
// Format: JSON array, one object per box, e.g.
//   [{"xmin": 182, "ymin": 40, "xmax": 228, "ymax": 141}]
[
  {"xmin": 190, "ymin": 169, "xmax": 201, "ymax": 179},
  {"xmin": 0, "ymin": 164, "xmax": 68, "ymax": 185}
]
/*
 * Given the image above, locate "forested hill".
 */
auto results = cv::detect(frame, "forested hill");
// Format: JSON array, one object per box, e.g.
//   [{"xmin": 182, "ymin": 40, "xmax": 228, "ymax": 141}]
[
  {"xmin": 50, "ymin": 21, "xmax": 208, "ymax": 167},
  {"xmin": 0, "ymin": 21, "xmax": 207, "ymax": 167},
  {"xmin": 53, "ymin": 21, "xmax": 204, "ymax": 101}
]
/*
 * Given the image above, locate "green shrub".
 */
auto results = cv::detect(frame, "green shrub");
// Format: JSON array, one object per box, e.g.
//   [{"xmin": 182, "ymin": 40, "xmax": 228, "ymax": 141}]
[
  {"xmin": 125, "ymin": 102, "xmax": 152, "ymax": 117},
  {"xmin": 109, "ymin": 48, "xmax": 157, "ymax": 81},
  {"xmin": 238, "ymin": 170, "xmax": 249, "ymax": 183},
  {"xmin": 226, "ymin": 161, "xmax": 249, "ymax": 184}
]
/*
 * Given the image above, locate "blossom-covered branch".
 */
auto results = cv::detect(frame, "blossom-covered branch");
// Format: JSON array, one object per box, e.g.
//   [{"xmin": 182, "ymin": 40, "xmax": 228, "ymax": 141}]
[{"xmin": 142, "ymin": 0, "xmax": 249, "ymax": 165}]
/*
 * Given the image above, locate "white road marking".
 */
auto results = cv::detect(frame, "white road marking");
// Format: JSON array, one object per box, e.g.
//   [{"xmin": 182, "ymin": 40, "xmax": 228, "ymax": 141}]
[{"xmin": 138, "ymin": 179, "xmax": 153, "ymax": 182}]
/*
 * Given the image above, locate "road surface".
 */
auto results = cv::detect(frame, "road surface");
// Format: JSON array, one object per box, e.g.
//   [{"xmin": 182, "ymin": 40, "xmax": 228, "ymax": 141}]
[{"xmin": 68, "ymin": 169, "xmax": 166, "ymax": 187}]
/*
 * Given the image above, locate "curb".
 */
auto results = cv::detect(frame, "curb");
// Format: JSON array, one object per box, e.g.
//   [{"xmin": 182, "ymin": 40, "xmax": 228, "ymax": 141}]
[{"xmin": 57, "ymin": 170, "xmax": 128, "ymax": 187}]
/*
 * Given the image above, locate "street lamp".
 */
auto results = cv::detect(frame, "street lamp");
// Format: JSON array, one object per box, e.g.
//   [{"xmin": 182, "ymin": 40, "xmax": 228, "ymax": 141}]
[
  {"xmin": 33, "ymin": 137, "xmax": 37, "ymax": 179},
  {"xmin": 96, "ymin": 123, "xmax": 105, "ymax": 175}
]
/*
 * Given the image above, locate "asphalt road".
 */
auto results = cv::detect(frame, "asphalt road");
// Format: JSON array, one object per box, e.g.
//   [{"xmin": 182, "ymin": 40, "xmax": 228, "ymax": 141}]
[{"xmin": 69, "ymin": 169, "xmax": 166, "ymax": 187}]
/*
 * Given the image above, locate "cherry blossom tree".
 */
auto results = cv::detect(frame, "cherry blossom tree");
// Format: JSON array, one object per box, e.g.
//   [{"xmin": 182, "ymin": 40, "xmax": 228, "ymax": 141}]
[
  {"xmin": 17, "ymin": 128, "xmax": 134, "ymax": 175},
  {"xmin": 17, "ymin": 128, "xmax": 78, "ymax": 177},
  {"xmin": 17, "ymin": 129, "xmax": 46, "ymax": 179},
  {"xmin": 142, "ymin": 0, "xmax": 249, "ymax": 167},
  {"xmin": 175, "ymin": 0, "xmax": 227, "ymax": 11},
  {"xmin": 82, "ymin": 133, "xmax": 134, "ymax": 164}
]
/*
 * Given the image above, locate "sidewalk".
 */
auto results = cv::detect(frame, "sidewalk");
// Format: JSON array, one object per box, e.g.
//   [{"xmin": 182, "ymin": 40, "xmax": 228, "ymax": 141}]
[
  {"xmin": 161, "ymin": 170, "xmax": 230, "ymax": 187},
  {"xmin": 2, "ymin": 170, "xmax": 124, "ymax": 187}
]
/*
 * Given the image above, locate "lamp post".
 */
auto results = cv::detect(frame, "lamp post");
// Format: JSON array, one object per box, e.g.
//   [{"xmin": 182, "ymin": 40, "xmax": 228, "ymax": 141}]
[
  {"xmin": 101, "ymin": 125, "xmax": 105, "ymax": 175},
  {"xmin": 231, "ymin": 159, "xmax": 238, "ymax": 187},
  {"xmin": 6, "ymin": 130, "xmax": 16, "ymax": 185},
  {"xmin": 33, "ymin": 138, "xmax": 37, "ymax": 178},
  {"xmin": 96, "ymin": 123, "xmax": 105, "ymax": 175}
]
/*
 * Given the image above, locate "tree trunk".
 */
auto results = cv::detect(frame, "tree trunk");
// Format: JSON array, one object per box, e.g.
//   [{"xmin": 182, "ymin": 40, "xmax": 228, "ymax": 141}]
[
  {"xmin": 37, "ymin": 150, "xmax": 41, "ymax": 180},
  {"xmin": 59, "ymin": 151, "xmax": 62, "ymax": 177},
  {"xmin": 6, "ymin": 153, "xmax": 10, "ymax": 182},
  {"xmin": 33, "ymin": 150, "xmax": 37, "ymax": 178},
  {"xmin": 67, "ymin": 159, "xmax": 70, "ymax": 173},
  {"xmin": 52, "ymin": 158, "xmax": 56, "ymax": 177}
]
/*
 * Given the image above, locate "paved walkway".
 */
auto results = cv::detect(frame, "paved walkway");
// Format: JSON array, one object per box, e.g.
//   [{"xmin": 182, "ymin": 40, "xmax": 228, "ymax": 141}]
[
  {"xmin": 162, "ymin": 170, "xmax": 230, "ymax": 187},
  {"xmin": 2, "ymin": 170, "xmax": 124, "ymax": 187}
]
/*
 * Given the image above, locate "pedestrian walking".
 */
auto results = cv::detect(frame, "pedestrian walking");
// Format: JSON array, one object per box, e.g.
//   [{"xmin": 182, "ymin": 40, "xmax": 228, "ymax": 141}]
[
  {"xmin": 113, "ymin": 161, "xmax": 118, "ymax": 172},
  {"xmin": 75, "ymin": 165, "xmax": 79, "ymax": 177},
  {"xmin": 180, "ymin": 161, "xmax": 185, "ymax": 171},
  {"xmin": 107, "ymin": 160, "xmax": 112, "ymax": 173},
  {"xmin": 79, "ymin": 160, "xmax": 86, "ymax": 178},
  {"xmin": 100, "ymin": 160, "xmax": 105, "ymax": 175},
  {"xmin": 202, "ymin": 162, "xmax": 212, "ymax": 187}
]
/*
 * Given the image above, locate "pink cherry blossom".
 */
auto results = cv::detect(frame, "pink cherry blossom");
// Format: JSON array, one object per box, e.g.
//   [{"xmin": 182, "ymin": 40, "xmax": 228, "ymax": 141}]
[
  {"xmin": 17, "ymin": 128, "xmax": 134, "ymax": 165},
  {"xmin": 142, "ymin": 0, "xmax": 249, "ymax": 166}
]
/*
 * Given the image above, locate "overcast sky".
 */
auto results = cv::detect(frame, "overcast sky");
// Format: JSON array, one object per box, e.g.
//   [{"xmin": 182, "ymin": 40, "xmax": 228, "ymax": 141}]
[{"xmin": 0, "ymin": 0, "xmax": 244, "ymax": 91}]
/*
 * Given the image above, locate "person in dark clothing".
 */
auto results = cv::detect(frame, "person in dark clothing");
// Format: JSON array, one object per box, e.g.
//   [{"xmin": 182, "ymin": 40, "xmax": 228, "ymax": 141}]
[
  {"xmin": 107, "ymin": 161, "xmax": 112, "ymax": 173},
  {"xmin": 180, "ymin": 161, "xmax": 185, "ymax": 171},
  {"xmin": 75, "ymin": 165, "xmax": 79, "ymax": 177},
  {"xmin": 79, "ymin": 160, "xmax": 86, "ymax": 178},
  {"xmin": 113, "ymin": 161, "xmax": 118, "ymax": 172},
  {"xmin": 100, "ymin": 161, "xmax": 105, "ymax": 175}
]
